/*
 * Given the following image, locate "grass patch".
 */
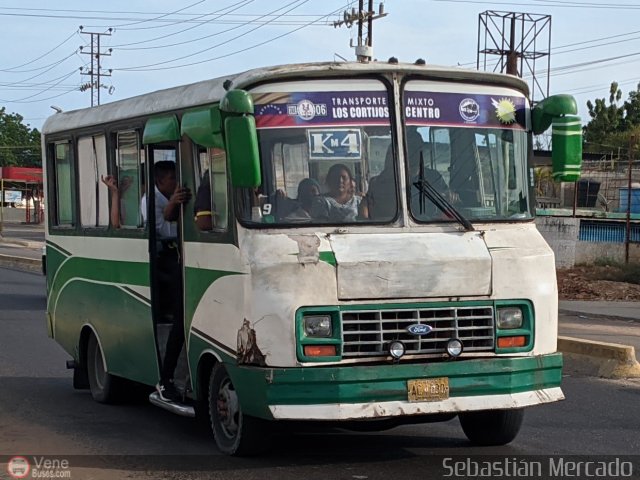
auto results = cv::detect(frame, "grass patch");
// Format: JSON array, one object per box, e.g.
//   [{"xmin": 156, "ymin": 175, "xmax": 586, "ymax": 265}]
[
  {"xmin": 593, "ymin": 257, "xmax": 622, "ymax": 268},
  {"xmin": 594, "ymin": 262, "xmax": 640, "ymax": 285}
]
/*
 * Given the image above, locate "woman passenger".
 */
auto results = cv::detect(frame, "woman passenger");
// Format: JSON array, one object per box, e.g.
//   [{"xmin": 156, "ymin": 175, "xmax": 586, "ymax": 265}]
[
  {"xmin": 310, "ymin": 163, "xmax": 362, "ymax": 222},
  {"xmin": 283, "ymin": 178, "xmax": 321, "ymax": 221}
]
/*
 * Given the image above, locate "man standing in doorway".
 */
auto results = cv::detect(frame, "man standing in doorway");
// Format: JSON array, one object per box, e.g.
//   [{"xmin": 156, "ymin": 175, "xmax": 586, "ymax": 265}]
[{"xmin": 141, "ymin": 160, "xmax": 191, "ymax": 402}]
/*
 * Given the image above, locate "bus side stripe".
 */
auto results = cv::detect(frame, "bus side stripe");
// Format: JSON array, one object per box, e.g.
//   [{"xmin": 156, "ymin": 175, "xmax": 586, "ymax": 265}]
[{"xmin": 191, "ymin": 327, "xmax": 237, "ymax": 358}]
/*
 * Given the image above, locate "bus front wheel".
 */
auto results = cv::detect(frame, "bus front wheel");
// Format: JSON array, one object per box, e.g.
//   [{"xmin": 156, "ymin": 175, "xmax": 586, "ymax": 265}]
[
  {"xmin": 208, "ymin": 363, "xmax": 269, "ymax": 456},
  {"xmin": 459, "ymin": 408, "xmax": 524, "ymax": 446},
  {"xmin": 87, "ymin": 334, "xmax": 121, "ymax": 404}
]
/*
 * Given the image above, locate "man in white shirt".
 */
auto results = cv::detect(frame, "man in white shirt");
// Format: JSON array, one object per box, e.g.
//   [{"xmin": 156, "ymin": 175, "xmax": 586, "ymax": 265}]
[
  {"xmin": 140, "ymin": 161, "xmax": 190, "ymax": 239},
  {"xmin": 142, "ymin": 160, "xmax": 191, "ymax": 402}
]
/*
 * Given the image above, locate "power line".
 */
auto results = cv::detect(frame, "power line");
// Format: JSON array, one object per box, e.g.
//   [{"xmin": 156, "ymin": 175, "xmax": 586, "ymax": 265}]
[
  {"xmin": 0, "ymin": 69, "xmax": 78, "ymax": 103},
  {"xmin": 0, "ymin": 50, "xmax": 78, "ymax": 75},
  {"xmin": 114, "ymin": 0, "xmax": 311, "ymax": 71},
  {"xmin": 568, "ymin": 78, "xmax": 640, "ymax": 97},
  {"xmin": 458, "ymin": 27, "xmax": 640, "ymax": 69},
  {"xmin": 110, "ymin": 0, "xmax": 206, "ymax": 30},
  {"xmin": 0, "ymin": 30, "xmax": 79, "ymax": 73},
  {"xmin": 0, "ymin": 7, "xmax": 343, "ymax": 24},
  {"xmin": 114, "ymin": 2, "xmax": 350, "ymax": 72},
  {"xmin": 0, "ymin": 85, "xmax": 77, "ymax": 91},
  {"xmin": 0, "ymin": 52, "xmax": 77, "ymax": 86},
  {"xmin": 533, "ymin": 0, "xmax": 640, "ymax": 7},
  {"xmin": 432, "ymin": 0, "xmax": 640, "ymax": 8},
  {"xmin": 112, "ymin": 0, "xmax": 255, "ymax": 50},
  {"xmin": 0, "ymin": 6, "xmax": 340, "ymax": 16},
  {"xmin": 3, "ymin": 88, "xmax": 79, "ymax": 104},
  {"xmin": 544, "ymin": 50, "xmax": 640, "ymax": 75}
]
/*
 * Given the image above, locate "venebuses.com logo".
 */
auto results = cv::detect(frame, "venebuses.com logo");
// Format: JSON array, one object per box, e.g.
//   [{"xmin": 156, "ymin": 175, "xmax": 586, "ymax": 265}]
[
  {"xmin": 7, "ymin": 457, "xmax": 30, "ymax": 479},
  {"xmin": 6, "ymin": 456, "xmax": 71, "ymax": 479}
]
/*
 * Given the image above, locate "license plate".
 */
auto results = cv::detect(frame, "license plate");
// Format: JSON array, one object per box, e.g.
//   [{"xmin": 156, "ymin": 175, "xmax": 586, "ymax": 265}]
[{"xmin": 407, "ymin": 377, "xmax": 450, "ymax": 402}]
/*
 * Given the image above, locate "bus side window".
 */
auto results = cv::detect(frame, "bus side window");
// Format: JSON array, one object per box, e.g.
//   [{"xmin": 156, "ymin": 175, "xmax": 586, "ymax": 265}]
[
  {"xmin": 78, "ymin": 134, "xmax": 109, "ymax": 228},
  {"xmin": 50, "ymin": 141, "xmax": 75, "ymax": 226},
  {"xmin": 116, "ymin": 131, "xmax": 144, "ymax": 228},
  {"xmin": 194, "ymin": 147, "xmax": 228, "ymax": 231}
]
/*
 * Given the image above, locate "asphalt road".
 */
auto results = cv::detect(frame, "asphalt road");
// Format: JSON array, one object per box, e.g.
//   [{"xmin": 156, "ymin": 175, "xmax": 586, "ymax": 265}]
[
  {"xmin": 0, "ymin": 223, "xmax": 43, "ymax": 260},
  {"xmin": 1, "ymin": 266, "xmax": 639, "ymax": 480}
]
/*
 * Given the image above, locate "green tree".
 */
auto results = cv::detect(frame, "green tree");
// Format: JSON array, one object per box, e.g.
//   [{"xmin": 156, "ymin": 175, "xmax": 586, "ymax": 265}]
[
  {"xmin": 0, "ymin": 107, "xmax": 41, "ymax": 167},
  {"xmin": 583, "ymin": 82, "xmax": 640, "ymax": 153},
  {"xmin": 583, "ymin": 82, "xmax": 625, "ymax": 151},
  {"xmin": 622, "ymin": 83, "xmax": 640, "ymax": 126}
]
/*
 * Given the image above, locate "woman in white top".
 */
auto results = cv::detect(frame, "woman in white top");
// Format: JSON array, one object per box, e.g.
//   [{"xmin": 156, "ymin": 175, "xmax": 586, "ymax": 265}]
[{"xmin": 311, "ymin": 163, "xmax": 362, "ymax": 222}]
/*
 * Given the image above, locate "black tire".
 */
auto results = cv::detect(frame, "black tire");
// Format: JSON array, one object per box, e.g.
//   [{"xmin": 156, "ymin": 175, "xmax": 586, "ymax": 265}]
[
  {"xmin": 459, "ymin": 408, "xmax": 524, "ymax": 446},
  {"xmin": 208, "ymin": 363, "xmax": 270, "ymax": 456},
  {"xmin": 87, "ymin": 334, "xmax": 121, "ymax": 404}
]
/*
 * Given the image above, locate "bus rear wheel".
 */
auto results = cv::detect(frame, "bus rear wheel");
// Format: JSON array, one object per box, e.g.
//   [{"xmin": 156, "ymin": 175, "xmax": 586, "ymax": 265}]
[
  {"xmin": 87, "ymin": 334, "xmax": 121, "ymax": 404},
  {"xmin": 459, "ymin": 408, "xmax": 524, "ymax": 446},
  {"xmin": 208, "ymin": 363, "xmax": 269, "ymax": 456}
]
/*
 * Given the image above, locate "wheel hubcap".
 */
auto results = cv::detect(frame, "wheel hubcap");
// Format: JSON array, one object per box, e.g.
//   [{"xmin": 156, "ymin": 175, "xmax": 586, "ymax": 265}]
[{"xmin": 217, "ymin": 377, "xmax": 240, "ymax": 438}]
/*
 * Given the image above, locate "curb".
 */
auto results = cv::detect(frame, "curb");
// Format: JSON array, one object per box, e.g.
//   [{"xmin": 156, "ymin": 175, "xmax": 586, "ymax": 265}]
[
  {"xmin": 0, "ymin": 253, "xmax": 42, "ymax": 274},
  {"xmin": 0, "ymin": 239, "xmax": 43, "ymax": 249},
  {"xmin": 559, "ymin": 308, "xmax": 640, "ymax": 325},
  {"xmin": 558, "ymin": 336, "xmax": 640, "ymax": 379}
]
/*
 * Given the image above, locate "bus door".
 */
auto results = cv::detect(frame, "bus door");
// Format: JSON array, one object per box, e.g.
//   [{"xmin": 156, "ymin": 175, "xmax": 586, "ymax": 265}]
[
  {"xmin": 180, "ymin": 139, "xmax": 234, "ymax": 387},
  {"xmin": 142, "ymin": 115, "xmax": 187, "ymax": 388}
]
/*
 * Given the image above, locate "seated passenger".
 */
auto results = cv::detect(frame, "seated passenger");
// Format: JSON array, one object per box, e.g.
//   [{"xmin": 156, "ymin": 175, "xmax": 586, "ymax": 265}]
[
  {"xmin": 194, "ymin": 170, "xmax": 215, "ymax": 230},
  {"xmin": 101, "ymin": 173, "xmax": 133, "ymax": 228},
  {"xmin": 406, "ymin": 130, "xmax": 459, "ymax": 215},
  {"xmin": 310, "ymin": 163, "xmax": 362, "ymax": 222},
  {"xmin": 283, "ymin": 178, "xmax": 321, "ymax": 221},
  {"xmin": 366, "ymin": 147, "xmax": 397, "ymax": 220}
]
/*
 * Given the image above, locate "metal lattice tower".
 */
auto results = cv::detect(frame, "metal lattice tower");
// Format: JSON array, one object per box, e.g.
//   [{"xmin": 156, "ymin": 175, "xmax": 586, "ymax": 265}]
[{"xmin": 477, "ymin": 11, "xmax": 551, "ymax": 103}]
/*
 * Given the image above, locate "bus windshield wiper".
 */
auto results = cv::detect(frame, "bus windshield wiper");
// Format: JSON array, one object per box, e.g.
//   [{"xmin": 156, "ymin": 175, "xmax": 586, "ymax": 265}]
[{"xmin": 412, "ymin": 154, "xmax": 474, "ymax": 231}]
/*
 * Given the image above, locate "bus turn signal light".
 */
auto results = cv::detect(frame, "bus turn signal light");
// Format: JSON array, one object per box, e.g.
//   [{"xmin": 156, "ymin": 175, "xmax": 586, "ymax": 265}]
[
  {"xmin": 497, "ymin": 336, "xmax": 526, "ymax": 348},
  {"xmin": 304, "ymin": 345, "xmax": 337, "ymax": 357}
]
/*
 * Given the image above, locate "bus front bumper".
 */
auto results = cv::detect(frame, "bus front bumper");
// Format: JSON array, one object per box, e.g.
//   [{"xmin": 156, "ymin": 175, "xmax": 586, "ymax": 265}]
[{"xmin": 229, "ymin": 353, "xmax": 564, "ymax": 421}]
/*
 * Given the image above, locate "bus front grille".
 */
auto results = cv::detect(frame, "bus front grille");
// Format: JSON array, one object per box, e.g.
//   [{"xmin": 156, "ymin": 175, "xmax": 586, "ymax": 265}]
[{"xmin": 341, "ymin": 306, "xmax": 495, "ymax": 358}]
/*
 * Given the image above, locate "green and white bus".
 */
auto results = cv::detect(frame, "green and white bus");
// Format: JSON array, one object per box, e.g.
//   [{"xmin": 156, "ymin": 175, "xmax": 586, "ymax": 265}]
[{"xmin": 43, "ymin": 60, "xmax": 582, "ymax": 455}]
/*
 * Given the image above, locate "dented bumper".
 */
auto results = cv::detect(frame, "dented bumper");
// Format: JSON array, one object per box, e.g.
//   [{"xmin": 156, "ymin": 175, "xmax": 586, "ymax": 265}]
[{"xmin": 228, "ymin": 353, "xmax": 564, "ymax": 420}]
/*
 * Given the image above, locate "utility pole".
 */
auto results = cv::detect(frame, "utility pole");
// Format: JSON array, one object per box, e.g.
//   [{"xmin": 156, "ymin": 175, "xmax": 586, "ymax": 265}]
[
  {"xmin": 333, "ymin": 1, "xmax": 387, "ymax": 62},
  {"xmin": 79, "ymin": 26, "xmax": 113, "ymax": 107},
  {"xmin": 625, "ymin": 135, "xmax": 636, "ymax": 264}
]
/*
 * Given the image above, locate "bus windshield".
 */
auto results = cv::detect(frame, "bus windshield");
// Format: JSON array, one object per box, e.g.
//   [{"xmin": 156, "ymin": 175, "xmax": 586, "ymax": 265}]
[
  {"xmin": 239, "ymin": 79, "xmax": 396, "ymax": 225},
  {"xmin": 237, "ymin": 78, "xmax": 532, "ymax": 226},
  {"xmin": 404, "ymin": 81, "xmax": 532, "ymax": 221}
]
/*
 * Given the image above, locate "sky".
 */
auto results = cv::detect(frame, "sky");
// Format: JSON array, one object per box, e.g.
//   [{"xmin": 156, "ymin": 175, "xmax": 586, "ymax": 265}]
[{"xmin": 1, "ymin": 0, "xmax": 639, "ymax": 132}]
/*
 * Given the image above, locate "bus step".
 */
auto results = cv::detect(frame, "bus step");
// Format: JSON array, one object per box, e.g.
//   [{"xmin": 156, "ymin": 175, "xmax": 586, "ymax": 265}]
[{"xmin": 149, "ymin": 391, "xmax": 195, "ymax": 417}]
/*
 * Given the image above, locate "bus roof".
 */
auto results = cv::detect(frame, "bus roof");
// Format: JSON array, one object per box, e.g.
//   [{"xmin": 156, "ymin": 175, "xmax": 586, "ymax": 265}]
[{"xmin": 42, "ymin": 61, "xmax": 530, "ymax": 135}]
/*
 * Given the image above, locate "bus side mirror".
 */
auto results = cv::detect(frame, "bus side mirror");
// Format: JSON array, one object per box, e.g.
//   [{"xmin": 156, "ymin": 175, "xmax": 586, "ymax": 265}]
[
  {"xmin": 532, "ymin": 95, "xmax": 582, "ymax": 182},
  {"xmin": 225, "ymin": 115, "xmax": 261, "ymax": 188},
  {"xmin": 220, "ymin": 89, "xmax": 261, "ymax": 188},
  {"xmin": 550, "ymin": 115, "xmax": 582, "ymax": 182}
]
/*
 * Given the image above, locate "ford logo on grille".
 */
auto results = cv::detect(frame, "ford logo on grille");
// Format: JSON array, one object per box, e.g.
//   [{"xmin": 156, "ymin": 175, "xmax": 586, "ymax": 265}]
[{"xmin": 406, "ymin": 324, "xmax": 433, "ymax": 336}]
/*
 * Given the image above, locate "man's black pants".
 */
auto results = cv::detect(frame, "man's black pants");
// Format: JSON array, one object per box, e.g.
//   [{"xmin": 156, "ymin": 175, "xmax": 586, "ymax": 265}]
[{"xmin": 157, "ymin": 246, "xmax": 184, "ymax": 384}]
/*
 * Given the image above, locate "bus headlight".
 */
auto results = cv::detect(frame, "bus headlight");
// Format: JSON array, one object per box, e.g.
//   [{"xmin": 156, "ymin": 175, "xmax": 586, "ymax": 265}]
[
  {"xmin": 303, "ymin": 315, "xmax": 332, "ymax": 338},
  {"xmin": 446, "ymin": 338, "xmax": 463, "ymax": 357},
  {"xmin": 497, "ymin": 307, "xmax": 524, "ymax": 329},
  {"xmin": 389, "ymin": 341, "xmax": 406, "ymax": 359}
]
